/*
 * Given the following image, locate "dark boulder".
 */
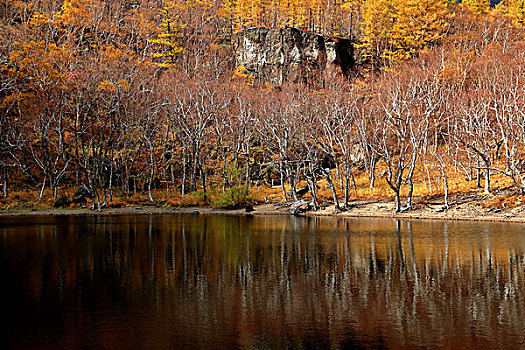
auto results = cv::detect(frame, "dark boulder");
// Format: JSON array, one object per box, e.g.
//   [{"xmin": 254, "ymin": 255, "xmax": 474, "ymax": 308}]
[
  {"xmin": 287, "ymin": 186, "xmax": 310, "ymax": 198},
  {"xmin": 54, "ymin": 195, "xmax": 70, "ymax": 208},
  {"xmin": 73, "ymin": 184, "xmax": 92, "ymax": 204},
  {"xmin": 245, "ymin": 204, "xmax": 255, "ymax": 212},
  {"xmin": 289, "ymin": 200, "xmax": 312, "ymax": 215}
]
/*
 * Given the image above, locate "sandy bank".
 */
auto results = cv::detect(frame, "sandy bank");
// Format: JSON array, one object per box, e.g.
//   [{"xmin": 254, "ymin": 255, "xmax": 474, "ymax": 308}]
[{"xmin": 2, "ymin": 199, "xmax": 525, "ymax": 224}]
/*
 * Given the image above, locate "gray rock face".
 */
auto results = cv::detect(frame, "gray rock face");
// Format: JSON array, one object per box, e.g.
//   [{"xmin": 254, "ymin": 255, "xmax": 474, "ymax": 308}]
[{"xmin": 233, "ymin": 27, "xmax": 354, "ymax": 86}]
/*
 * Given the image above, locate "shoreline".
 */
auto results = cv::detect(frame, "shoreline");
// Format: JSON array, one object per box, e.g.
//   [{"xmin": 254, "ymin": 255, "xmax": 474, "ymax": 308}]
[{"xmin": 2, "ymin": 200, "xmax": 525, "ymax": 224}]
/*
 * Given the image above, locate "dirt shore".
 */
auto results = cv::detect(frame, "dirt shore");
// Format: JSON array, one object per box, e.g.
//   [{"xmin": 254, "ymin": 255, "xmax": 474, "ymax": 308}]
[{"xmin": 2, "ymin": 198, "xmax": 525, "ymax": 223}]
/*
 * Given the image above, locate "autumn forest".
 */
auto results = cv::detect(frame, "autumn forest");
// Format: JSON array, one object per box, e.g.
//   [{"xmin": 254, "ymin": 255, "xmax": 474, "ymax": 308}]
[{"xmin": 1, "ymin": 0, "xmax": 525, "ymax": 212}]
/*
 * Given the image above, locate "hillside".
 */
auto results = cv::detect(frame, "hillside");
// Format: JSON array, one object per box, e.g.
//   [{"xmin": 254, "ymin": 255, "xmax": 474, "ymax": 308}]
[{"xmin": 1, "ymin": 0, "xmax": 525, "ymax": 215}]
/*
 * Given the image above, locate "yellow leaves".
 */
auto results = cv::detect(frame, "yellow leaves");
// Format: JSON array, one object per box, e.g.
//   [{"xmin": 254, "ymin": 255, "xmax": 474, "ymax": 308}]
[
  {"xmin": 438, "ymin": 64, "xmax": 463, "ymax": 84},
  {"xmin": 360, "ymin": 0, "xmax": 449, "ymax": 66},
  {"xmin": 29, "ymin": 0, "xmax": 104, "ymax": 40},
  {"xmin": 97, "ymin": 80, "xmax": 116, "ymax": 92},
  {"xmin": 117, "ymin": 79, "xmax": 130, "ymax": 91},
  {"xmin": 98, "ymin": 45, "xmax": 128, "ymax": 61},
  {"xmin": 148, "ymin": 0, "xmax": 186, "ymax": 67},
  {"xmin": 55, "ymin": 0, "xmax": 105, "ymax": 28},
  {"xmin": 97, "ymin": 45, "xmax": 147, "ymax": 71},
  {"xmin": 29, "ymin": 13, "xmax": 52, "ymax": 28},
  {"xmin": 495, "ymin": 0, "xmax": 525, "ymax": 26},
  {"xmin": 188, "ymin": 0, "xmax": 216, "ymax": 9},
  {"xmin": 461, "ymin": 0, "xmax": 491, "ymax": 16},
  {"xmin": 94, "ymin": 46, "xmax": 146, "ymax": 90},
  {"xmin": 263, "ymin": 82, "xmax": 275, "ymax": 91},
  {"xmin": 8, "ymin": 41, "xmax": 72, "ymax": 89},
  {"xmin": 232, "ymin": 66, "xmax": 255, "ymax": 86},
  {"xmin": 218, "ymin": 0, "xmax": 349, "ymax": 35},
  {"xmin": 0, "ymin": 94, "xmax": 18, "ymax": 110}
]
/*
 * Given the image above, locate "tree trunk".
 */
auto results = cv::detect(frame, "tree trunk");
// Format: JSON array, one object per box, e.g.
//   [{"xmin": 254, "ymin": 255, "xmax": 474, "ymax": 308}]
[
  {"xmin": 181, "ymin": 146, "xmax": 187, "ymax": 197},
  {"xmin": 52, "ymin": 178, "xmax": 57, "ymax": 200},
  {"xmin": 351, "ymin": 170, "xmax": 358, "ymax": 192},
  {"xmin": 103, "ymin": 187, "xmax": 108, "ymax": 206},
  {"xmin": 245, "ymin": 154, "xmax": 251, "ymax": 188},
  {"xmin": 484, "ymin": 163, "xmax": 490, "ymax": 194},
  {"xmin": 324, "ymin": 171, "xmax": 340, "ymax": 209},
  {"xmin": 221, "ymin": 151, "xmax": 228, "ymax": 193},
  {"xmin": 190, "ymin": 146, "xmax": 199, "ymax": 192},
  {"xmin": 369, "ymin": 157, "xmax": 377, "ymax": 188},
  {"xmin": 123, "ymin": 162, "xmax": 130, "ymax": 195},
  {"xmin": 405, "ymin": 178, "xmax": 414, "ymax": 211},
  {"xmin": 201, "ymin": 164, "xmax": 207, "ymax": 203},
  {"xmin": 2, "ymin": 166, "xmax": 7, "ymax": 197},
  {"xmin": 280, "ymin": 161, "xmax": 288, "ymax": 202},
  {"xmin": 394, "ymin": 190, "xmax": 401, "ymax": 213},
  {"xmin": 170, "ymin": 155, "xmax": 176, "ymax": 196},
  {"xmin": 287, "ymin": 168, "xmax": 298, "ymax": 201},
  {"xmin": 344, "ymin": 173, "xmax": 350, "ymax": 207},
  {"xmin": 443, "ymin": 173, "xmax": 449, "ymax": 209},
  {"xmin": 89, "ymin": 161, "xmax": 102, "ymax": 211},
  {"xmin": 476, "ymin": 159, "xmax": 481, "ymax": 189},
  {"xmin": 148, "ymin": 147, "xmax": 155, "ymax": 203},
  {"xmin": 37, "ymin": 177, "xmax": 46, "ymax": 202},
  {"xmin": 74, "ymin": 113, "xmax": 80, "ymax": 187},
  {"xmin": 335, "ymin": 163, "xmax": 344, "ymax": 192},
  {"xmin": 307, "ymin": 167, "xmax": 318, "ymax": 210},
  {"xmin": 108, "ymin": 158, "xmax": 114, "ymax": 203}
]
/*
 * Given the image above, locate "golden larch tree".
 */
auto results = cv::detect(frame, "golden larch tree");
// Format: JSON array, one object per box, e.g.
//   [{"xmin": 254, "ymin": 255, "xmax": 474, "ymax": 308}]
[
  {"xmin": 495, "ymin": 0, "xmax": 525, "ymax": 25},
  {"xmin": 461, "ymin": 0, "xmax": 491, "ymax": 15},
  {"xmin": 149, "ymin": 0, "xmax": 186, "ymax": 68}
]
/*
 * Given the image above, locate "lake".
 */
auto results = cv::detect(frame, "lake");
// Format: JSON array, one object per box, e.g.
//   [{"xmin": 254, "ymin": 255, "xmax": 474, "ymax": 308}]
[{"xmin": 1, "ymin": 214, "xmax": 524, "ymax": 349}]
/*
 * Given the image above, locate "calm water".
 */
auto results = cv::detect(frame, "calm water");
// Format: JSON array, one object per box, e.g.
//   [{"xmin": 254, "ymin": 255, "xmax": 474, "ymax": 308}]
[{"xmin": 1, "ymin": 214, "xmax": 524, "ymax": 349}]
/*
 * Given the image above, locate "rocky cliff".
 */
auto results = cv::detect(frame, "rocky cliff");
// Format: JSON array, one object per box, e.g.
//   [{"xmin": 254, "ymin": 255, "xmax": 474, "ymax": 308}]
[{"xmin": 233, "ymin": 27, "xmax": 355, "ymax": 86}]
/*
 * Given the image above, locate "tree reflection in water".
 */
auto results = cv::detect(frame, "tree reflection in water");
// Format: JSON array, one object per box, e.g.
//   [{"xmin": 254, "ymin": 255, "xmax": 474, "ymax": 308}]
[{"xmin": 1, "ymin": 215, "xmax": 524, "ymax": 349}]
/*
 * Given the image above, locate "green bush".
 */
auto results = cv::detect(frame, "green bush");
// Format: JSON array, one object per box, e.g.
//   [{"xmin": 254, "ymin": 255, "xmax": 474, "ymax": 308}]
[{"xmin": 210, "ymin": 185, "xmax": 254, "ymax": 209}]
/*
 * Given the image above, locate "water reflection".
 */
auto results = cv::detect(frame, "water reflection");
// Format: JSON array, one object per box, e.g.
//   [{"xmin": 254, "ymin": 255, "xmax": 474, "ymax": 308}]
[{"xmin": 1, "ymin": 215, "xmax": 525, "ymax": 349}]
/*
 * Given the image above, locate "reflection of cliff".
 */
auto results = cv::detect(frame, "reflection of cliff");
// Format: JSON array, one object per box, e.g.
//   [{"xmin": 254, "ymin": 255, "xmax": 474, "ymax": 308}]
[{"xmin": 2, "ymin": 215, "xmax": 525, "ymax": 348}]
